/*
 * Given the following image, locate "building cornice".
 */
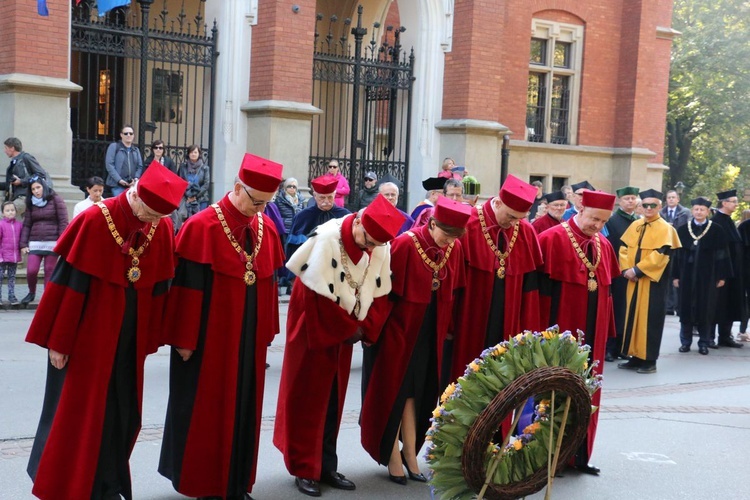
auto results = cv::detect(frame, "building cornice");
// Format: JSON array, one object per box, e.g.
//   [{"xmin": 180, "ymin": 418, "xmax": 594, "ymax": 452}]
[
  {"xmin": 0, "ymin": 73, "xmax": 82, "ymax": 97},
  {"xmin": 241, "ymin": 100, "xmax": 322, "ymax": 119},
  {"xmin": 656, "ymin": 26, "xmax": 681, "ymax": 41},
  {"xmin": 436, "ymin": 119, "xmax": 511, "ymax": 136},
  {"xmin": 510, "ymin": 140, "xmax": 656, "ymax": 159}
]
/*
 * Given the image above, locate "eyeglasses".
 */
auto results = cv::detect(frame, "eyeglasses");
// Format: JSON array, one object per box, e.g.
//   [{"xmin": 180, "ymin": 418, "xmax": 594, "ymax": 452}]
[
  {"xmin": 328, "ymin": 164, "xmax": 339, "ymax": 169},
  {"xmin": 364, "ymin": 178, "xmax": 375, "ymax": 182},
  {"xmin": 286, "ymin": 185, "xmax": 298, "ymax": 189},
  {"xmin": 242, "ymin": 185, "xmax": 271, "ymax": 207},
  {"xmin": 122, "ymin": 131, "xmax": 134, "ymax": 136},
  {"xmin": 641, "ymin": 203, "xmax": 659, "ymax": 209},
  {"xmin": 152, "ymin": 146, "xmax": 163, "ymax": 149}
]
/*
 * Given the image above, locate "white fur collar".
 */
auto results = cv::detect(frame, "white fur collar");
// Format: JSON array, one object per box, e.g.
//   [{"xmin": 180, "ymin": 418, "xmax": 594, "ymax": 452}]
[{"xmin": 286, "ymin": 217, "xmax": 392, "ymax": 320}]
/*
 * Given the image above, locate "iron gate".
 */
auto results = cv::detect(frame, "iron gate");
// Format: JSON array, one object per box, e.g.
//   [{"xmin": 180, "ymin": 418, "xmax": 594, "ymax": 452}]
[
  {"xmin": 70, "ymin": 0, "xmax": 217, "ymax": 187},
  {"xmin": 310, "ymin": 6, "xmax": 414, "ymax": 210}
]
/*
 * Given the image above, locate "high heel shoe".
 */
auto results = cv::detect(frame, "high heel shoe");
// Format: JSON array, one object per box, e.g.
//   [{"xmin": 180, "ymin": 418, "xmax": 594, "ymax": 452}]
[
  {"xmin": 21, "ymin": 293, "xmax": 35, "ymax": 305},
  {"xmin": 388, "ymin": 472, "xmax": 407, "ymax": 485},
  {"xmin": 401, "ymin": 451, "xmax": 427, "ymax": 482}
]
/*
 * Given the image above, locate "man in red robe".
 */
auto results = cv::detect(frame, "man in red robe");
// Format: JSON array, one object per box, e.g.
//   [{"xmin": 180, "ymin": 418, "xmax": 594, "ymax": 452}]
[
  {"xmin": 449, "ymin": 174, "xmax": 543, "ymax": 381},
  {"xmin": 158, "ymin": 154, "xmax": 284, "ymax": 500},
  {"xmin": 531, "ymin": 190, "xmax": 567, "ymax": 234},
  {"xmin": 25, "ymin": 164, "xmax": 186, "ymax": 500},
  {"xmin": 274, "ymin": 195, "xmax": 405, "ymax": 497},
  {"xmin": 538, "ymin": 189, "xmax": 620, "ymax": 475}
]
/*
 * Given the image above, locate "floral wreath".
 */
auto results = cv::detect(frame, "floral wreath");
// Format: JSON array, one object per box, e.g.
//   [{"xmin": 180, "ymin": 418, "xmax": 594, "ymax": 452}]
[{"xmin": 425, "ymin": 326, "xmax": 602, "ymax": 500}]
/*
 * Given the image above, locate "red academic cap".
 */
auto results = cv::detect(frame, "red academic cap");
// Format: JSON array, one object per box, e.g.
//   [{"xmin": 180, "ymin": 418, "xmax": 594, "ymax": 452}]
[
  {"xmin": 433, "ymin": 197, "xmax": 472, "ymax": 229},
  {"xmin": 582, "ymin": 190, "xmax": 616, "ymax": 211},
  {"xmin": 239, "ymin": 153, "xmax": 283, "ymax": 192},
  {"xmin": 499, "ymin": 174, "xmax": 537, "ymax": 213},
  {"xmin": 361, "ymin": 194, "xmax": 407, "ymax": 243},
  {"xmin": 311, "ymin": 175, "xmax": 338, "ymax": 195},
  {"xmin": 137, "ymin": 161, "xmax": 188, "ymax": 215}
]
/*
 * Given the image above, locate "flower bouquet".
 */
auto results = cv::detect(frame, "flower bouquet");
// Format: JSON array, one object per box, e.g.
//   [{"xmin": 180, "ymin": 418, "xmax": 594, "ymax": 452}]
[{"xmin": 425, "ymin": 326, "xmax": 602, "ymax": 500}]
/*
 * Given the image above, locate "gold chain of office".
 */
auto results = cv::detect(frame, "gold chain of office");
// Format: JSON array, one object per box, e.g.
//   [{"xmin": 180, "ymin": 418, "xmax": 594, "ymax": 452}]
[
  {"xmin": 406, "ymin": 231, "xmax": 455, "ymax": 291},
  {"xmin": 212, "ymin": 203, "xmax": 264, "ymax": 286},
  {"xmin": 338, "ymin": 231, "xmax": 372, "ymax": 317},
  {"xmin": 561, "ymin": 221, "xmax": 602, "ymax": 292},
  {"xmin": 477, "ymin": 205, "xmax": 518, "ymax": 279},
  {"xmin": 687, "ymin": 220, "xmax": 712, "ymax": 246},
  {"xmin": 97, "ymin": 201, "xmax": 157, "ymax": 283}
]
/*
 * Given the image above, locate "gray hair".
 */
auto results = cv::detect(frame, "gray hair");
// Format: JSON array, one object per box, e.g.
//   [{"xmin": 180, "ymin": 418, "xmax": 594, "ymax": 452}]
[
  {"xmin": 283, "ymin": 177, "xmax": 299, "ymax": 189},
  {"xmin": 379, "ymin": 182, "xmax": 400, "ymax": 195}
]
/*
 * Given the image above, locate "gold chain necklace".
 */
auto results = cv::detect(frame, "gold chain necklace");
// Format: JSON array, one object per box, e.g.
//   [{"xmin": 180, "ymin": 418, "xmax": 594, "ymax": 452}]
[
  {"xmin": 477, "ymin": 205, "xmax": 519, "ymax": 279},
  {"xmin": 687, "ymin": 220, "xmax": 712, "ymax": 246},
  {"xmin": 97, "ymin": 201, "xmax": 157, "ymax": 283},
  {"xmin": 338, "ymin": 229, "xmax": 372, "ymax": 317},
  {"xmin": 212, "ymin": 203, "xmax": 264, "ymax": 286},
  {"xmin": 562, "ymin": 221, "xmax": 602, "ymax": 292},
  {"xmin": 406, "ymin": 231, "xmax": 454, "ymax": 291}
]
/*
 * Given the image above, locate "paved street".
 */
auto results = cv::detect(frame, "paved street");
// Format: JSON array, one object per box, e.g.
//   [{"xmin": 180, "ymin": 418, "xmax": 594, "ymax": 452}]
[{"xmin": 1, "ymin": 304, "xmax": 749, "ymax": 500}]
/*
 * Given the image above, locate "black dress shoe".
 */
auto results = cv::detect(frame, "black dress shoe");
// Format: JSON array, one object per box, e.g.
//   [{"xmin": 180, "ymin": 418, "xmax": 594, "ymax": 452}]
[
  {"xmin": 707, "ymin": 341, "xmax": 719, "ymax": 349},
  {"xmin": 295, "ymin": 477, "xmax": 321, "ymax": 497},
  {"xmin": 699, "ymin": 346, "xmax": 709, "ymax": 355},
  {"xmin": 678, "ymin": 345, "xmax": 690, "ymax": 353},
  {"xmin": 604, "ymin": 352, "xmax": 615, "ymax": 362},
  {"xmin": 388, "ymin": 472, "xmax": 407, "ymax": 485},
  {"xmin": 320, "ymin": 471, "xmax": 356, "ymax": 490},
  {"xmin": 718, "ymin": 339, "xmax": 744, "ymax": 348},
  {"xmin": 617, "ymin": 353, "xmax": 629, "ymax": 360},
  {"xmin": 637, "ymin": 365, "xmax": 657, "ymax": 374},
  {"xmin": 618, "ymin": 361, "xmax": 640, "ymax": 370},
  {"xmin": 575, "ymin": 463, "xmax": 601, "ymax": 475}
]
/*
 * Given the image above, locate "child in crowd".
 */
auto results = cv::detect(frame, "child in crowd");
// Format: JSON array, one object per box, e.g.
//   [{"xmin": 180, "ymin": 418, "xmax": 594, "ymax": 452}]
[{"xmin": 0, "ymin": 201, "xmax": 23, "ymax": 305}]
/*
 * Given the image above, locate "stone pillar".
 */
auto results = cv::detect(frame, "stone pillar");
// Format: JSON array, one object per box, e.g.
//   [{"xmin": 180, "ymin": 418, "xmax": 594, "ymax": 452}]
[
  {"xmin": 0, "ymin": 0, "xmax": 81, "ymax": 206},
  {"xmin": 242, "ymin": 0, "xmax": 320, "ymax": 186}
]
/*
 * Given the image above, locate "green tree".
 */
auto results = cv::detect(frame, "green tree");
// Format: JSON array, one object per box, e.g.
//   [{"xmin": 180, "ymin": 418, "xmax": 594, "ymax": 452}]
[{"xmin": 666, "ymin": 0, "xmax": 750, "ymax": 199}]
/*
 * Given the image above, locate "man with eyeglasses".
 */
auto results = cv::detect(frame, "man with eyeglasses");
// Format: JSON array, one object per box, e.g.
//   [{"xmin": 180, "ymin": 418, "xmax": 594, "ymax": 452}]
[
  {"xmin": 531, "ymin": 191, "xmax": 567, "ymax": 234},
  {"xmin": 354, "ymin": 171, "xmax": 379, "ymax": 211},
  {"xmin": 275, "ymin": 194, "xmax": 405, "ymax": 497},
  {"xmin": 449, "ymin": 174, "xmax": 543, "ymax": 381},
  {"xmin": 618, "ymin": 189, "xmax": 682, "ymax": 374},
  {"xmin": 105, "ymin": 125, "xmax": 144, "ymax": 197},
  {"xmin": 26, "ymin": 163, "xmax": 186, "ymax": 500},
  {"xmin": 707, "ymin": 189, "xmax": 746, "ymax": 349},
  {"xmin": 286, "ymin": 176, "xmax": 350, "ymax": 258},
  {"xmin": 159, "ymin": 153, "xmax": 284, "ymax": 500},
  {"xmin": 603, "ymin": 186, "xmax": 640, "ymax": 362},
  {"xmin": 325, "ymin": 159, "xmax": 350, "ymax": 207}
]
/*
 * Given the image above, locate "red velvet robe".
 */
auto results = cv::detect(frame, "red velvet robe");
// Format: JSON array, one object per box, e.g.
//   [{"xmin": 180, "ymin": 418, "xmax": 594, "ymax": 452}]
[
  {"xmin": 274, "ymin": 215, "xmax": 391, "ymax": 479},
  {"xmin": 159, "ymin": 194, "xmax": 283, "ymax": 497},
  {"xmin": 360, "ymin": 224, "xmax": 465, "ymax": 464},
  {"xmin": 537, "ymin": 217, "xmax": 619, "ymax": 458},
  {"xmin": 25, "ymin": 193, "xmax": 174, "ymax": 500},
  {"xmin": 450, "ymin": 199, "xmax": 543, "ymax": 381},
  {"xmin": 531, "ymin": 213, "xmax": 561, "ymax": 234}
]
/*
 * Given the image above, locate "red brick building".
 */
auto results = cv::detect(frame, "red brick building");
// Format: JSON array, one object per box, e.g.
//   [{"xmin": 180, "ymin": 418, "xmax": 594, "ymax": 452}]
[{"xmin": 0, "ymin": 0, "xmax": 675, "ymax": 207}]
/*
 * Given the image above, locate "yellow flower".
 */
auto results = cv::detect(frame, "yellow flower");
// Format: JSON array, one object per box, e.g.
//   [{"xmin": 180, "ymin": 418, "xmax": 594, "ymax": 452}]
[
  {"xmin": 513, "ymin": 440, "xmax": 523, "ymax": 451},
  {"xmin": 523, "ymin": 422, "xmax": 540, "ymax": 434},
  {"xmin": 583, "ymin": 361, "xmax": 589, "ymax": 370},
  {"xmin": 440, "ymin": 383, "xmax": 456, "ymax": 403},
  {"xmin": 543, "ymin": 330, "xmax": 556, "ymax": 340},
  {"xmin": 432, "ymin": 406, "xmax": 443, "ymax": 419},
  {"xmin": 469, "ymin": 361, "xmax": 480, "ymax": 372}
]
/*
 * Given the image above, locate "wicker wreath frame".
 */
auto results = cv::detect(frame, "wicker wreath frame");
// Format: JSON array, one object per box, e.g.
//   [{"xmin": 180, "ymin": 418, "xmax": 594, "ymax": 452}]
[{"xmin": 461, "ymin": 366, "xmax": 591, "ymax": 500}]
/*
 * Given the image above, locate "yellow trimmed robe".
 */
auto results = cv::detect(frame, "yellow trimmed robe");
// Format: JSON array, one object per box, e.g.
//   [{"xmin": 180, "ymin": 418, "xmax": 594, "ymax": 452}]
[{"xmin": 619, "ymin": 216, "xmax": 681, "ymax": 361}]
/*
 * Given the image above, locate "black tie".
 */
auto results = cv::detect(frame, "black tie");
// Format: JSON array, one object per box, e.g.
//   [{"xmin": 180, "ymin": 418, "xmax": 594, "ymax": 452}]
[{"xmin": 669, "ymin": 209, "xmax": 674, "ymax": 221}]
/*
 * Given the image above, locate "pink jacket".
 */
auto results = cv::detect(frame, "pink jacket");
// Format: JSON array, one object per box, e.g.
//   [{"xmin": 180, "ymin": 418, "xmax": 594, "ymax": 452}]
[
  {"xmin": 329, "ymin": 173, "xmax": 350, "ymax": 207},
  {"xmin": 0, "ymin": 217, "xmax": 23, "ymax": 263}
]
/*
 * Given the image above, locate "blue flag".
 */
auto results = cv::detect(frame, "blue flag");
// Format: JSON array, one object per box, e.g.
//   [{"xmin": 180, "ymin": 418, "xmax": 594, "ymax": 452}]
[
  {"xmin": 37, "ymin": 0, "xmax": 49, "ymax": 16},
  {"xmin": 98, "ymin": 0, "xmax": 132, "ymax": 16}
]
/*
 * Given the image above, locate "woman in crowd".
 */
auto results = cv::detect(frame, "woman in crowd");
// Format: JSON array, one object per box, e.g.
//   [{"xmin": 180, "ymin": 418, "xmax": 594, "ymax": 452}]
[
  {"xmin": 19, "ymin": 176, "xmax": 68, "ymax": 305},
  {"xmin": 143, "ymin": 139, "xmax": 176, "ymax": 173},
  {"xmin": 360, "ymin": 197, "xmax": 471, "ymax": 485},
  {"xmin": 274, "ymin": 177, "xmax": 306, "ymax": 242},
  {"xmin": 175, "ymin": 144, "xmax": 210, "ymax": 230},
  {"xmin": 72, "ymin": 176, "xmax": 105, "ymax": 218}
]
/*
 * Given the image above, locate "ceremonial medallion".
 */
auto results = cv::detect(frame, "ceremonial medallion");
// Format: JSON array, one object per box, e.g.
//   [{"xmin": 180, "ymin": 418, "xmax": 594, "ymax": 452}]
[
  {"xmin": 244, "ymin": 270, "xmax": 257, "ymax": 286},
  {"xmin": 213, "ymin": 204, "xmax": 264, "ymax": 287},
  {"xmin": 587, "ymin": 277, "xmax": 598, "ymax": 292},
  {"xmin": 127, "ymin": 266, "xmax": 142, "ymax": 283},
  {"xmin": 432, "ymin": 276, "xmax": 441, "ymax": 291},
  {"xmin": 497, "ymin": 267, "xmax": 506, "ymax": 279}
]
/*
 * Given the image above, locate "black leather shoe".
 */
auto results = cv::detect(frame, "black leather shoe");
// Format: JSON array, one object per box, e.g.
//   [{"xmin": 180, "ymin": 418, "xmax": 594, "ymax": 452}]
[
  {"xmin": 575, "ymin": 463, "xmax": 601, "ymax": 475},
  {"xmin": 707, "ymin": 341, "xmax": 719, "ymax": 349},
  {"xmin": 637, "ymin": 365, "xmax": 657, "ymax": 374},
  {"xmin": 678, "ymin": 345, "xmax": 690, "ymax": 353},
  {"xmin": 20, "ymin": 293, "xmax": 35, "ymax": 305},
  {"xmin": 617, "ymin": 353, "xmax": 629, "ymax": 360},
  {"xmin": 699, "ymin": 346, "xmax": 709, "ymax": 355},
  {"xmin": 604, "ymin": 352, "xmax": 615, "ymax": 362},
  {"xmin": 388, "ymin": 472, "xmax": 407, "ymax": 485},
  {"xmin": 295, "ymin": 477, "xmax": 321, "ymax": 497},
  {"xmin": 718, "ymin": 339, "xmax": 744, "ymax": 348},
  {"xmin": 618, "ymin": 361, "xmax": 640, "ymax": 370},
  {"xmin": 320, "ymin": 471, "xmax": 356, "ymax": 490},
  {"xmin": 406, "ymin": 469, "xmax": 427, "ymax": 482}
]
